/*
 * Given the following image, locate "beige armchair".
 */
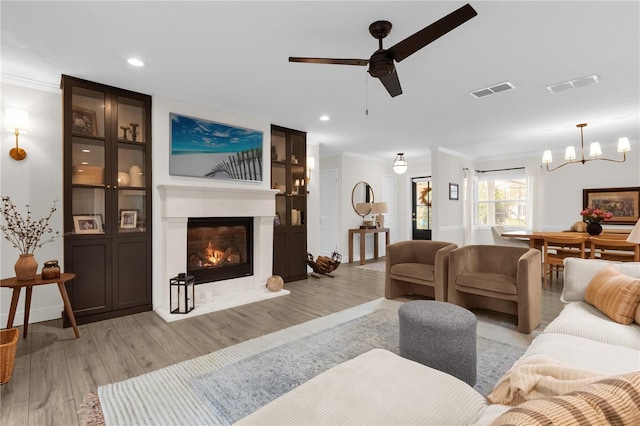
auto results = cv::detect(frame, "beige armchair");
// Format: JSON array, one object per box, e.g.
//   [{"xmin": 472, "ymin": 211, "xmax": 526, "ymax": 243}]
[
  {"xmin": 385, "ymin": 240, "xmax": 458, "ymax": 301},
  {"xmin": 448, "ymin": 245, "xmax": 541, "ymax": 334}
]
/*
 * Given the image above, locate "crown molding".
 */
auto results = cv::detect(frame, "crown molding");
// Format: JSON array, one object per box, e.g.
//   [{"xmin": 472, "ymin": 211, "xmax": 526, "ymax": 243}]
[{"xmin": 1, "ymin": 74, "xmax": 60, "ymax": 93}]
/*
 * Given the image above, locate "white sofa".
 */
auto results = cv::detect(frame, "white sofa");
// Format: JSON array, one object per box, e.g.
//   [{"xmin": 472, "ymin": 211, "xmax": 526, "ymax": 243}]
[{"xmin": 236, "ymin": 258, "xmax": 640, "ymax": 425}]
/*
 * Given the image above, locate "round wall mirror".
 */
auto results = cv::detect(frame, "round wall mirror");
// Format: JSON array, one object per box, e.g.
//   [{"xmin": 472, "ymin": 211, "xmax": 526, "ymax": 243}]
[{"xmin": 352, "ymin": 181, "xmax": 375, "ymax": 218}]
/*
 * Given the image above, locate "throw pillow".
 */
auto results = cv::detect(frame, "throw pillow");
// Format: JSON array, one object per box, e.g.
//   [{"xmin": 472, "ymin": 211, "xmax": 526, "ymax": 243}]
[
  {"xmin": 584, "ymin": 266, "xmax": 640, "ymax": 325},
  {"xmin": 491, "ymin": 372, "xmax": 640, "ymax": 426},
  {"xmin": 561, "ymin": 257, "xmax": 640, "ymax": 303}
]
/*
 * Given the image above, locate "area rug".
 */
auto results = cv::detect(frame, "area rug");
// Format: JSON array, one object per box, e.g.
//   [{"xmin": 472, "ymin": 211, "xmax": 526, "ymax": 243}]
[{"xmin": 96, "ymin": 298, "xmax": 536, "ymax": 426}]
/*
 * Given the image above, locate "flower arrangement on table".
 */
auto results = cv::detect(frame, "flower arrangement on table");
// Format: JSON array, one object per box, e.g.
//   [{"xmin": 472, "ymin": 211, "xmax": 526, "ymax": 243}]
[
  {"xmin": 580, "ymin": 206, "xmax": 613, "ymax": 225},
  {"xmin": 1, "ymin": 196, "xmax": 60, "ymax": 280}
]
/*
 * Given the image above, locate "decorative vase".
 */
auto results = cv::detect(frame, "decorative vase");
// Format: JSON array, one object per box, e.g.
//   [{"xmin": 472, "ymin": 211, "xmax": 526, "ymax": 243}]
[
  {"xmin": 14, "ymin": 254, "xmax": 38, "ymax": 281},
  {"xmin": 586, "ymin": 222, "xmax": 603, "ymax": 236}
]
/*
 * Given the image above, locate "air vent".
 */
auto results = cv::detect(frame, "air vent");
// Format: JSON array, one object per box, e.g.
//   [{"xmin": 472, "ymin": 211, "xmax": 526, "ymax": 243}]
[
  {"xmin": 470, "ymin": 81, "xmax": 515, "ymax": 99},
  {"xmin": 546, "ymin": 75, "xmax": 599, "ymax": 94}
]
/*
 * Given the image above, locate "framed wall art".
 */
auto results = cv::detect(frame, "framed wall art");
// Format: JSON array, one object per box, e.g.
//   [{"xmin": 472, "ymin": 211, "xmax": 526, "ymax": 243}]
[
  {"xmin": 71, "ymin": 106, "xmax": 98, "ymax": 135},
  {"xmin": 73, "ymin": 214, "xmax": 104, "ymax": 234},
  {"xmin": 583, "ymin": 187, "xmax": 640, "ymax": 225},
  {"xmin": 449, "ymin": 183, "xmax": 459, "ymax": 200},
  {"xmin": 169, "ymin": 112, "xmax": 263, "ymax": 182}
]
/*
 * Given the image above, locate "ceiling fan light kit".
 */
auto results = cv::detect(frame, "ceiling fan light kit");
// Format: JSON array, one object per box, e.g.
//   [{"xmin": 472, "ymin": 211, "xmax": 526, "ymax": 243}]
[
  {"xmin": 542, "ymin": 123, "xmax": 631, "ymax": 172},
  {"xmin": 289, "ymin": 3, "xmax": 477, "ymax": 98}
]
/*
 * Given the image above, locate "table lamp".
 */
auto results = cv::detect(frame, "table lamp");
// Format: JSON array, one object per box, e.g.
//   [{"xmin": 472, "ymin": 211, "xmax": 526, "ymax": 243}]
[
  {"xmin": 627, "ymin": 219, "xmax": 640, "ymax": 244},
  {"xmin": 355, "ymin": 202, "xmax": 371, "ymax": 229},
  {"xmin": 370, "ymin": 202, "xmax": 388, "ymax": 228}
]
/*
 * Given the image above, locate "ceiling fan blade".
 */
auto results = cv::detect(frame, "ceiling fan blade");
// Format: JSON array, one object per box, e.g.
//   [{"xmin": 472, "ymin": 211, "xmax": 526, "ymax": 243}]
[
  {"xmin": 379, "ymin": 69, "xmax": 403, "ymax": 97},
  {"xmin": 289, "ymin": 57, "xmax": 369, "ymax": 66},
  {"xmin": 388, "ymin": 3, "xmax": 477, "ymax": 63}
]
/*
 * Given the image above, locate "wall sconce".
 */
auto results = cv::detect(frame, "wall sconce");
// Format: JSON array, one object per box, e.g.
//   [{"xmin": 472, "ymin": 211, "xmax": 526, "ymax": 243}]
[
  {"xmin": 306, "ymin": 156, "xmax": 315, "ymax": 183},
  {"xmin": 392, "ymin": 153, "xmax": 408, "ymax": 174},
  {"xmin": 5, "ymin": 108, "xmax": 29, "ymax": 161}
]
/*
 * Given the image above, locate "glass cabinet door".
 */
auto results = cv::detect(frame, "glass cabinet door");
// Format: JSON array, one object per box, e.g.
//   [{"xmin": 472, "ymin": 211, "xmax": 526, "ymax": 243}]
[
  {"xmin": 115, "ymin": 96, "xmax": 147, "ymax": 234},
  {"xmin": 70, "ymin": 87, "xmax": 106, "ymax": 235},
  {"xmin": 271, "ymin": 129, "xmax": 287, "ymax": 227}
]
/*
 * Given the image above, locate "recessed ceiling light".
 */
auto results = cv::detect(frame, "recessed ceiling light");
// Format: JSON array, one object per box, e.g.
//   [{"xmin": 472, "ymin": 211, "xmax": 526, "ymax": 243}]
[
  {"xmin": 81, "ymin": 161, "xmax": 88, "ymax": 165},
  {"xmin": 319, "ymin": 115, "xmax": 330, "ymax": 121},
  {"xmin": 81, "ymin": 149, "xmax": 91, "ymax": 153},
  {"xmin": 127, "ymin": 58, "xmax": 145, "ymax": 67}
]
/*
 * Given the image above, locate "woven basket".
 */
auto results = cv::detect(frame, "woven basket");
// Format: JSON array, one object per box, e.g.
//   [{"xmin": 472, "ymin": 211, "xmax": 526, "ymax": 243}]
[{"xmin": 1, "ymin": 328, "xmax": 19, "ymax": 384}]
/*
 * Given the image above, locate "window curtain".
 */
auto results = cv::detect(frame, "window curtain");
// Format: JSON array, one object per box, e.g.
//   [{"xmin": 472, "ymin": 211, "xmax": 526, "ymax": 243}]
[
  {"xmin": 525, "ymin": 166, "xmax": 541, "ymax": 231},
  {"xmin": 462, "ymin": 168, "xmax": 476, "ymax": 245}
]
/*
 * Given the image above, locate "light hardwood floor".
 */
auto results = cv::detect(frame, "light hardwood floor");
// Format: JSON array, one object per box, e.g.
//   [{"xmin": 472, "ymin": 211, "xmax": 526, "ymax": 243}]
[{"xmin": 0, "ymin": 260, "xmax": 564, "ymax": 426}]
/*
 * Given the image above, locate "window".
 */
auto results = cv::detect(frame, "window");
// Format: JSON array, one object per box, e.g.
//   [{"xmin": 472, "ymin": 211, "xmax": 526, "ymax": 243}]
[{"xmin": 474, "ymin": 170, "xmax": 527, "ymax": 227}]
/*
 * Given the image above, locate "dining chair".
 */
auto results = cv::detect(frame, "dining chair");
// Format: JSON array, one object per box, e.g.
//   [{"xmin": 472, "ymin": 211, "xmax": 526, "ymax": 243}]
[
  {"xmin": 491, "ymin": 226, "xmax": 530, "ymax": 248},
  {"xmin": 589, "ymin": 236, "xmax": 640, "ymax": 262},
  {"xmin": 542, "ymin": 234, "xmax": 589, "ymax": 288}
]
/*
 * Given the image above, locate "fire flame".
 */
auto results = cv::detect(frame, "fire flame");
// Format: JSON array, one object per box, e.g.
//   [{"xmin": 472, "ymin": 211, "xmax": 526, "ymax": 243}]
[{"xmin": 204, "ymin": 241, "xmax": 224, "ymax": 265}]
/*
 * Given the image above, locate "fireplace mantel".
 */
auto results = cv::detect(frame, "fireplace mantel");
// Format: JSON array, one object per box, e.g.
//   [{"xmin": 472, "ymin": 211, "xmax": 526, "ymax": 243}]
[
  {"xmin": 159, "ymin": 184, "xmax": 279, "ymax": 219},
  {"xmin": 156, "ymin": 184, "xmax": 288, "ymax": 322}
]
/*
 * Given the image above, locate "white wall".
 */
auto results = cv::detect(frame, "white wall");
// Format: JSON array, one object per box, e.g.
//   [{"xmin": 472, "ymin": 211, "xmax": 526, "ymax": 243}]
[
  {"xmin": 306, "ymin": 143, "xmax": 320, "ymax": 261},
  {"xmin": 322, "ymin": 153, "xmax": 397, "ymax": 262},
  {"xmin": 1, "ymin": 82, "xmax": 65, "ymax": 325},
  {"xmin": 431, "ymin": 148, "xmax": 473, "ymax": 246}
]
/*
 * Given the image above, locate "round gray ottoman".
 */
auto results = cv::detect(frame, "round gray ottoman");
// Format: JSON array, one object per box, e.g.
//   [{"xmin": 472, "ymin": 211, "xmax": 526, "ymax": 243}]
[{"xmin": 398, "ymin": 300, "xmax": 477, "ymax": 386}]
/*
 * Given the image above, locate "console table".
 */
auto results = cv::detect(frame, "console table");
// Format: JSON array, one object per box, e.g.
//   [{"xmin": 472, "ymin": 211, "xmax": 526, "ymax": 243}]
[
  {"xmin": 1, "ymin": 273, "xmax": 79, "ymax": 339},
  {"xmin": 349, "ymin": 227, "xmax": 390, "ymax": 265}
]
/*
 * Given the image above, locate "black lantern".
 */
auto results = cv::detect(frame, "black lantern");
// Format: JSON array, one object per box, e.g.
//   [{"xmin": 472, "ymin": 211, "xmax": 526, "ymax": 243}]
[{"xmin": 170, "ymin": 273, "xmax": 195, "ymax": 314}]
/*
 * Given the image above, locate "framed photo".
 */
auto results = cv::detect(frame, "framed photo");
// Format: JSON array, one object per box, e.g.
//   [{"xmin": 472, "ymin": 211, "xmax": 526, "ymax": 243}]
[
  {"xmin": 73, "ymin": 214, "xmax": 104, "ymax": 234},
  {"xmin": 71, "ymin": 106, "xmax": 98, "ymax": 136},
  {"xmin": 449, "ymin": 183, "xmax": 459, "ymax": 200},
  {"xmin": 120, "ymin": 210, "xmax": 138, "ymax": 229},
  {"xmin": 583, "ymin": 187, "xmax": 640, "ymax": 225}
]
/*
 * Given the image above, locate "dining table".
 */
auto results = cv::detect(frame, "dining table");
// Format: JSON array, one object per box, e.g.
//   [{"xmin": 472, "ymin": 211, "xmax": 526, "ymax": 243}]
[{"xmin": 500, "ymin": 229, "xmax": 632, "ymax": 251}]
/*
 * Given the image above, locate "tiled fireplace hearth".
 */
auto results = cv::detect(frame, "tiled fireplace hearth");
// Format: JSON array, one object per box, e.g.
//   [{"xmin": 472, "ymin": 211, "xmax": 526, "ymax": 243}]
[{"xmin": 156, "ymin": 184, "xmax": 288, "ymax": 322}]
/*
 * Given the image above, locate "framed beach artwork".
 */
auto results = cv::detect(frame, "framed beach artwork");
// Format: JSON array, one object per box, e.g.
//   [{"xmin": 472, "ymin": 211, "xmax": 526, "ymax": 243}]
[
  {"xmin": 170, "ymin": 113, "xmax": 263, "ymax": 181},
  {"xmin": 583, "ymin": 187, "xmax": 640, "ymax": 225}
]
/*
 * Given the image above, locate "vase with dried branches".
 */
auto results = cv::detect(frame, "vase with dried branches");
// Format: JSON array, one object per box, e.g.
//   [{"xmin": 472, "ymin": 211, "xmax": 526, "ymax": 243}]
[{"xmin": 0, "ymin": 196, "xmax": 60, "ymax": 280}]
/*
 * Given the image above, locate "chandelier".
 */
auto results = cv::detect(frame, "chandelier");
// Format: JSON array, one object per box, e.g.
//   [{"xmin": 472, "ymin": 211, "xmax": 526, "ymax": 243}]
[
  {"xmin": 392, "ymin": 153, "xmax": 408, "ymax": 174},
  {"xmin": 542, "ymin": 123, "xmax": 630, "ymax": 172}
]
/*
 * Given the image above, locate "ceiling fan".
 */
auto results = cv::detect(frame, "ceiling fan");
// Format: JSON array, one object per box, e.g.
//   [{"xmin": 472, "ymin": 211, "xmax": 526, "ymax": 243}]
[{"xmin": 289, "ymin": 3, "xmax": 478, "ymax": 97}]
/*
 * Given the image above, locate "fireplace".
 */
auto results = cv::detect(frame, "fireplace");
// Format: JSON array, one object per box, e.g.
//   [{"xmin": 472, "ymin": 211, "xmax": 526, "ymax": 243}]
[
  {"xmin": 158, "ymin": 184, "xmax": 288, "ymax": 322},
  {"xmin": 187, "ymin": 217, "xmax": 253, "ymax": 284}
]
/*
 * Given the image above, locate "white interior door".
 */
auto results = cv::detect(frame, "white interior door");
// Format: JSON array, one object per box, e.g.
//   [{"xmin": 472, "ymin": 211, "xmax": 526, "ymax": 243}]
[{"xmin": 320, "ymin": 169, "xmax": 339, "ymax": 257}]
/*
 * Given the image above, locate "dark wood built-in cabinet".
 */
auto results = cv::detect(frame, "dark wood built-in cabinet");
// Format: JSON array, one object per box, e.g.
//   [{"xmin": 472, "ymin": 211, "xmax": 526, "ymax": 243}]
[
  {"xmin": 271, "ymin": 125, "xmax": 308, "ymax": 282},
  {"xmin": 61, "ymin": 75, "xmax": 152, "ymax": 325}
]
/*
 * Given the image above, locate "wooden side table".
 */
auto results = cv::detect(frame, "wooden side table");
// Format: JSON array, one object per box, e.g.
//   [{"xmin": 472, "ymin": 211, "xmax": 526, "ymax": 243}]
[
  {"xmin": 1, "ymin": 273, "xmax": 79, "ymax": 339},
  {"xmin": 348, "ymin": 227, "xmax": 390, "ymax": 265}
]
